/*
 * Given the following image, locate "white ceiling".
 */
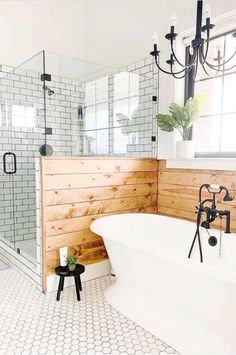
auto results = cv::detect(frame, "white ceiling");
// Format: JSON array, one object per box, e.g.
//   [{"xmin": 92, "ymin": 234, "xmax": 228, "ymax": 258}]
[{"xmin": 0, "ymin": 0, "xmax": 236, "ymax": 70}]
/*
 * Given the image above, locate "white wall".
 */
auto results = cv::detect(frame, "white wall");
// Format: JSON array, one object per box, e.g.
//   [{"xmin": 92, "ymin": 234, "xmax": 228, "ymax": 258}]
[
  {"xmin": 0, "ymin": 0, "xmax": 236, "ymax": 69},
  {"xmin": 0, "ymin": 0, "xmax": 86, "ymax": 67}
]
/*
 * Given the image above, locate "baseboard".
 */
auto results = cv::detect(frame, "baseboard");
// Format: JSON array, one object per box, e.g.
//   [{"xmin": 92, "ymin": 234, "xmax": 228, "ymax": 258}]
[{"xmin": 46, "ymin": 259, "xmax": 111, "ymax": 293}]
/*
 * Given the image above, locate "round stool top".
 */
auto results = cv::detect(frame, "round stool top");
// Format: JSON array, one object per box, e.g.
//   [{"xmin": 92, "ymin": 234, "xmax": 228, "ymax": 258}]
[{"xmin": 55, "ymin": 264, "xmax": 85, "ymax": 276}]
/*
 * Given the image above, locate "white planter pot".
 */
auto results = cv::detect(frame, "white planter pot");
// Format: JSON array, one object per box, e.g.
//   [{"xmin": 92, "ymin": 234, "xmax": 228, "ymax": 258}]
[{"xmin": 176, "ymin": 140, "xmax": 195, "ymax": 159}]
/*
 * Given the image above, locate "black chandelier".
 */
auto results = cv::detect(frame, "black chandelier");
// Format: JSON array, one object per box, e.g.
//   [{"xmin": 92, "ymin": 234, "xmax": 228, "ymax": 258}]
[{"xmin": 150, "ymin": 0, "xmax": 236, "ymax": 79}]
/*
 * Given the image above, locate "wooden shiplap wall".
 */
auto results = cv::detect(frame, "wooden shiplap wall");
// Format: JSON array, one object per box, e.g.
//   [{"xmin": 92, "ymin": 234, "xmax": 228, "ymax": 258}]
[
  {"xmin": 158, "ymin": 160, "xmax": 236, "ymax": 231},
  {"xmin": 41, "ymin": 157, "xmax": 158, "ymax": 291},
  {"xmin": 41, "ymin": 157, "xmax": 236, "ymax": 291}
]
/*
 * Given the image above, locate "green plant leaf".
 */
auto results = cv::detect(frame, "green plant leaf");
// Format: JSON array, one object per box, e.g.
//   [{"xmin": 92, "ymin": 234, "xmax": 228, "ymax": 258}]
[
  {"xmin": 156, "ymin": 114, "xmax": 175, "ymax": 132},
  {"xmin": 66, "ymin": 255, "xmax": 78, "ymax": 264},
  {"xmin": 184, "ymin": 97, "xmax": 199, "ymax": 127},
  {"xmin": 156, "ymin": 95, "xmax": 205, "ymax": 136},
  {"xmin": 169, "ymin": 103, "xmax": 189, "ymax": 127}
]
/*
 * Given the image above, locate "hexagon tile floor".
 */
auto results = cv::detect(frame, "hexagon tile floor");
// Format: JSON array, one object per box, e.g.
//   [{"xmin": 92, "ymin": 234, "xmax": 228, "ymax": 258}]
[{"xmin": 0, "ymin": 268, "xmax": 180, "ymax": 355}]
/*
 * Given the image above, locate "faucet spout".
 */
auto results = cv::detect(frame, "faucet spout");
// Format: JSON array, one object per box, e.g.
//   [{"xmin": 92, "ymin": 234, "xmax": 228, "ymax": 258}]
[{"xmin": 219, "ymin": 210, "xmax": 231, "ymax": 233}]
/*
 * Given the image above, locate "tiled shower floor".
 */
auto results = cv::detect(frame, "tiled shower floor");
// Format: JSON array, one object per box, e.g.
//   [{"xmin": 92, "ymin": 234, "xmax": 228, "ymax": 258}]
[
  {"xmin": 0, "ymin": 268, "xmax": 179, "ymax": 355},
  {"xmin": 0, "ymin": 259, "xmax": 8, "ymax": 271},
  {"xmin": 15, "ymin": 238, "xmax": 36, "ymax": 259}
]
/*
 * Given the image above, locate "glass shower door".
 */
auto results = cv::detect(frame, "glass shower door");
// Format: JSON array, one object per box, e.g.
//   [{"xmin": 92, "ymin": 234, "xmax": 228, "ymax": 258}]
[
  {"xmin": 0, "ymin": 146, "xmax": 16, "ymax": 250},
  {"xmin": 0, "ymin": 51, "xmax": 45, "ymax": 263},
  {"xmin": 0, "ymin": 90, "xmax": 17, "ymax": 250}
]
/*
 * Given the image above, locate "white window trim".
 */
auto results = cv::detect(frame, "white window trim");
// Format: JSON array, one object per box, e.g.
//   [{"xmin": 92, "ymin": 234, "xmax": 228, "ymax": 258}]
[{"xmin": 166, "ymin": 158, "xmax": 236, "ymax": 171}]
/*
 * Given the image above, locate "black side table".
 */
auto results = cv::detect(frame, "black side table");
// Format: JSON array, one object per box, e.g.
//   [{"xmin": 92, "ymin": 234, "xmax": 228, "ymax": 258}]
[{"xmin": 55, "ymin": 264, "xmax": 85, "ymax": 301}]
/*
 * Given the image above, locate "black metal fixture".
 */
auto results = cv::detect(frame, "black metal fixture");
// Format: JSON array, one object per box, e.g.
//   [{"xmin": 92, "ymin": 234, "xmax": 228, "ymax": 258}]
[
  {"xmin": 40, "ymin": 73, "xmax": 51, "ymax": 82},
  {"xmin": 43, "ymin": 85, "xmax": 54, "ymax": 96},
  {"xmin": 188, "ymin": 184, "xmax": 233, "ymax": 263},
  {"xmin": 41, "ymin": 72, "xmax": 54, "ymax": 96},
  {"xmin": 150, "ymin": 0, "xmax": 236, "ymax": 79},
  {"xmin": 39, "ymin": 144, "xmax": 53, "ymax": 156},
  {"xmin": 3, "ymin": 152, "xmax": 17, "ymax": 174},
  {"xmin": 44, "ymin": 127, "xmax": 53, "ymax": 135},
  {"xmin": 78, "ymin": 106, "xmax": 83, "ymax": 120}
]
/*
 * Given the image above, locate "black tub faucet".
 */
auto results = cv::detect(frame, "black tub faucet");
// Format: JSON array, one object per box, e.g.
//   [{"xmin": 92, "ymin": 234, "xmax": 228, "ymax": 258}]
[
  {"xmin": 199, "ymin": 184, "xmax": 233, "ymax": 234},
  {"xmin": 188, "ymin": 184, "xmax": 233, "ymax": 262}
]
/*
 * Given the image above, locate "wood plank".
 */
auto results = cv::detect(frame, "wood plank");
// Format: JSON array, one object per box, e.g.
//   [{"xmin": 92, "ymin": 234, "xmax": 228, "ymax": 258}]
[
  {"xmin": 45, "ymin": 243, "xmax": 107, "ymax": 269},
  {"xmin": 45, "ymin": 171, "xmax": 158, "ymax": 190},
  {"xmin": 45, "ymin": 195, "xmax": 156, "ymax": 221},
  {"xmin": 158, "ymin": 183, "xmax": 236, "ymax": 202},
  {"xmin": 158, "ymin": 206, "xmax": 236, "ymax": 232},
  {"xmin": 40, "ymin": 157, "xmax": 47, "ymax": 293},
  {"xmin": 43, "ymin": 158, "xmax": 158, "ymax": 174},
  {"xmin": 158, "ymin": 194, "xmax": 236, "ymax": 220},
  {"xmin": 158, "ymin": 171, "xmax": 236, "ymax": 189},
  {"xmin": 46, "ymin": 229, "xmax": 101, "ymax": 251},
  {"xmin": 46, "ymin": 206, "xmax": 157, "ymax": 237},
  {"xmin": 158, "ymin": 206, "xmax": 196, "ymax": 222},
  {"xmin": 45, "ymin": 183, "xmax": 157, "ymax": 206}
]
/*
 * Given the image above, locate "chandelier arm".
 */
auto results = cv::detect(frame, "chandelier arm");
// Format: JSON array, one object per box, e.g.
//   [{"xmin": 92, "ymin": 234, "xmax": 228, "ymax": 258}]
[
  {"xmin": 205, "ymin": 60, "xmax": 236, "ymax": 72},
  {"xmin": 170, "ymin": 40, "xmax": 197, "ymax": 68},
  {"xmin": 199, "ymin": 50, "xmax": 220, "ymax": 76},
  {"xmin": 205, "ymin": 49, "xmax": 236, "ymax": 68},
  {"xmin": 170, "ymin": 63, "xmax": 194, "ymax": 79},
  {"xmin": 154, "ymin": 56, "xmax": 187, "ymax": 75},
  {"xmin": 200, "ymin": 30, "xmax": 210, "ymax": 64},
  {"xmin": 193, "ymin": 51, "xmax": 199, "ymax": 80},
  {"xmin": 200, "ymin": 60, "xmax": 215, "ymax": 77}
]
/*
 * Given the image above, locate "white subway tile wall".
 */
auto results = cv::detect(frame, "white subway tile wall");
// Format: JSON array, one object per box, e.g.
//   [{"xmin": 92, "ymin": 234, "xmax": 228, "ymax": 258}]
[{"xmin": 83, "ymin": 57, "xmax": 158, "ymax": 157}]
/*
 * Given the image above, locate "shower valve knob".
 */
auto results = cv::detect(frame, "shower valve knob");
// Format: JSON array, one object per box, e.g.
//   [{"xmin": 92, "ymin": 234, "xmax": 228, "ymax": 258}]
[{"xmin": 208, "ymin": 236, "xmax": 217, "ymax": 246}]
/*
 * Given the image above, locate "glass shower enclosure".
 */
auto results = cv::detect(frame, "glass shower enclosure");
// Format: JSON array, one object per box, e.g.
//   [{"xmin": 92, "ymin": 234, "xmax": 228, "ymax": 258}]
[
  {"xmin": 0, "ymin": 50, "xmax": 157, "ymax": 266},
  {"xmin": 0, "ymin": 50, "xmax": 114, "ymax": 265}
]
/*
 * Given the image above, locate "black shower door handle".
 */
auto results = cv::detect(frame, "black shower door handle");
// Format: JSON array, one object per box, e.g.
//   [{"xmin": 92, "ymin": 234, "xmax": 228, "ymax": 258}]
[{"xmin": 3, "ymin": 152, "xmax": 17, "ymax": 174}]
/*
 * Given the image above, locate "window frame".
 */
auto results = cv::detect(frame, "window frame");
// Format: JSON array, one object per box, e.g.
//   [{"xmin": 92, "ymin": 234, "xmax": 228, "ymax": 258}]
[
  {"xmin": 185, "ymin": 28, "xmax": 236, "ymax": 157},
  {"xmin": 83, "ymin": 76, "xmax": 110, "ymax": 155}
]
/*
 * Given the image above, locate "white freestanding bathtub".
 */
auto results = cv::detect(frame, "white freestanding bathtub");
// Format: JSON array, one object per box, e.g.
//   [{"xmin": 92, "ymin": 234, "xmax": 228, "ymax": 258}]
[{"xmin": 91, "ymin": 213, "xmax": 236, "ymax": 354}]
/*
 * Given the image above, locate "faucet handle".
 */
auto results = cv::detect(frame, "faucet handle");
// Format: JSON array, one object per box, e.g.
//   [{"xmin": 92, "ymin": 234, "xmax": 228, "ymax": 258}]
[{"xmin": 209, "ymin": 184, "xmax": 220, "ymax": 190}]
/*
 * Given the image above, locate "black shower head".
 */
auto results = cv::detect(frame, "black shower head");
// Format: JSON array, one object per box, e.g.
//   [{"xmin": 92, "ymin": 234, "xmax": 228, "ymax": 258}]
[
  {"xmin": 43, "ymin": 85, "xmax": 54, "ymax": 96},
  {"xmin": 220, "ymin": 186, "xmax": 233, "ymax": 202},
  {"xmin": 223, "ymin": 193, "xmax": 233, "ymax": 202}
]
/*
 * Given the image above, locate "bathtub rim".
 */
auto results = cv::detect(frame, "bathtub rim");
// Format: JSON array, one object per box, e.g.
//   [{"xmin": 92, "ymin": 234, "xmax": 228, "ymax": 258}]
[{"xmin": 91, "ymin": 213, "xmax": 236, "ymax": 284}]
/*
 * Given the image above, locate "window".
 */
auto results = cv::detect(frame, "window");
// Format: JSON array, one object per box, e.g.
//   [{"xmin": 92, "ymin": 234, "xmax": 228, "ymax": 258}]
[
  {"xmin": 84, "ymin": 77, "xmax": 109, "ymax": 154},
  {"xmin": 11, "ymin": 105, "xmax": 36, "ymax": 128},
  {"xmin": 84, "ymin": 72, "xmax": 140, "ymax": 155},
  {"xmin": 113, "ymin": 72, "xmax": 139, "ymax": 154},
  {"xmin": 187, "ymin": 30, "xmax": 236, "ymax": 156}
]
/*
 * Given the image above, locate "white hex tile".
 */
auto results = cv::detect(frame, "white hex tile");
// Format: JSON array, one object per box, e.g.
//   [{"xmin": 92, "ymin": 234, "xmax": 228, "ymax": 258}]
[{"xmin": 0, "ymin": 268, "xmax": 179, "ymax": 354}]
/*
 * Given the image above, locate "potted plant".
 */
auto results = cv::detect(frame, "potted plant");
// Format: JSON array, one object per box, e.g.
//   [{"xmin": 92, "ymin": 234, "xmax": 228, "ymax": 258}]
[
  {"xmin": 156, "ymin": 97, "xmax": 203, "ymax": 159},
  {"xmin": 66, "ymin": 255, "xmax": 78, "ymax": 271}
]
